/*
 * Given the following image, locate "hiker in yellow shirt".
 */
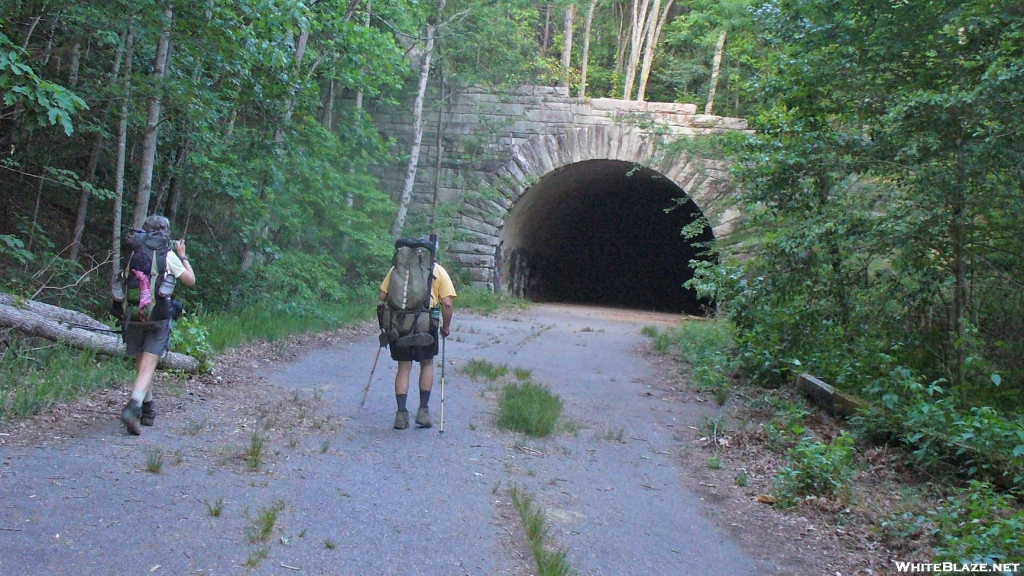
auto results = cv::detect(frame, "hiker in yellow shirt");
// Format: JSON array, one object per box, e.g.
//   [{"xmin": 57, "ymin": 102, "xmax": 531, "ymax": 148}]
[{"xmin": 379, "ymin": 261, "xmax": 456, "ymax": 429}]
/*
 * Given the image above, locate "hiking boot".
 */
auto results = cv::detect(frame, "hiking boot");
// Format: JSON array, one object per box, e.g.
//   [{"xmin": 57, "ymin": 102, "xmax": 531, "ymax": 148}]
[
  {"xmin": 121, "ymin": 400, "xmax": 142, "ymax": 436},
  {"xmin": 393, "ymin": 410, "xmax": 410, "ymax": 430},
  {"xmin": 140, "ymin": 401, "xmax": 156, "ymax": 426},
  {"xmin": 415, "ymin": 406, "xmax": 433, "ymax": 428}
]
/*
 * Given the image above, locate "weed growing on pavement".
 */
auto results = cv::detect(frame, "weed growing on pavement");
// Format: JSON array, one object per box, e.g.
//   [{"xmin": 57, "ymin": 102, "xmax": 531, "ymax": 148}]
[
  {"xmin": 245, "ymin": 501, "xmax": 285, "ymax": 544},
  {"xmin": 244, "ymin": 546, "xmax": 269, "ymax": 568},
  {"xmin": 144, "ymin": 448, "xmax": 164, "ymax": 474},
  {"xmin": 497, "ymin": 381, "xmax": 563, "ymax": 437},
  {"xmin": 599, "ymin": 427, "xmax": 626, "ymax": 442},
  {"xmin": 463, "ymin": 358, "xmax": 509, "ymax": 381},
  {"xmin": 181, "ymin": 418, "xmax": 206, "ymax": 436},
  {"xmin": 245, "ymin": 432, "xmax": 267, "ymax": 471},
  {"xmin": 509, "ymin": 485, "xmax": 574, "ymax": 576},
  {"xmin": 204, "ymin": 497, "xmax": 224, "ymax": 517}
]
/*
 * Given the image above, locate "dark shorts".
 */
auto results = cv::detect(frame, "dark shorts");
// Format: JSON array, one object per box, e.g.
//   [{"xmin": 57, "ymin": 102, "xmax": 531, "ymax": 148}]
[
  {"xmin": 124, "ymin": 319, "xmax": 172, "ymax": 356},
  {"xmin": 389, "ymin": 325, "xmax": 439, "ymax": 362}
]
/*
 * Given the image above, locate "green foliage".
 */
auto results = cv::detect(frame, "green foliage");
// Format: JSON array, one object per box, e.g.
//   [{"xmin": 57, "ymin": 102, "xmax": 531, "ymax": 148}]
[
  {"xmin": 855, "ymin": 366, "xmax": 1024, "ymax": 489},
  {"xmin": 0, "ymin": 337, "xmax": 134, "ymax": 421},
  {"xmin": 170, "ymin": 313, "xmax": 212, "ymax": 367},
  {"xmin": 0, "ymin": 31, "xmax": 87, "ymax": 135},
  {"xmin": 773, "ymin": 432, "xmax": 856, "ymax": 507},
  {"xmin": 199, "ymin": 299, "xmax": 373, "ymax": 353},
  {"xmin": 932, "ymin": 481, "xmax": 1024, "ymax": 567},
  {"xmin": 496, "ymin": 381, "xmax": 563, "ymax": 438},
  {"xmin": 642, "ymin": 320, "xmax": 737, "ymax": 389},
  {"xmin": 456, "ymin": 287, "xmax": 529, "ymax": 316}
]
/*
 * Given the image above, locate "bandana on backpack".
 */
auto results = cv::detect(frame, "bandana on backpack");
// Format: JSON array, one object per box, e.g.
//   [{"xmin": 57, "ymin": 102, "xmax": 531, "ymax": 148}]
[{"xmin": 132, "ymin": 269, "xmax": 153, "ymax": 312}]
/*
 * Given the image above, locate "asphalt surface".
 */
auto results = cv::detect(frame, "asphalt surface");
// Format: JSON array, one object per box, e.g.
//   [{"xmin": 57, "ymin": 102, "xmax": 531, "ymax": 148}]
[{"xmin": 0, "ymin": 304, "xmax": 784, "ymax": 575}]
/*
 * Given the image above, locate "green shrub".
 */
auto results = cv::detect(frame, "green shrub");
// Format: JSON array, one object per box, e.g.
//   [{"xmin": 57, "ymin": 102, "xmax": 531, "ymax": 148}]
[
  {"xmin": 932, "ymin": 481, "xmax": 1024, "ymax": 566},
  {"xmin": 773, "ymin": 431, "xmax": 856, "ymax": 506},
  {"xmin": 496, "ymin": 381, "xmax": 563, "ymax": 437}
]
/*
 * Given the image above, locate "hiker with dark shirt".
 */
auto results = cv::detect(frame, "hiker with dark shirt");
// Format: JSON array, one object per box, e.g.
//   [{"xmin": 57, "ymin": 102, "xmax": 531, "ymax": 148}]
[
  {"xmin": 118, "ymin": 215, "xmax": 195, "ymax": 435},
  {"xmin": 379, "ymin": 260, "xmax": 456, "ymax": 429}
]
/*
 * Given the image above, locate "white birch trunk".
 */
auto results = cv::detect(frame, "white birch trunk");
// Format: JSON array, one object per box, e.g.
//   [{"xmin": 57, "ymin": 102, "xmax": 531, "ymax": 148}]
[
  {"xmin": 579, "ymin": 0, "xmax": 598, "ymax": 98},
  {"xmin": 636, "ymin": 0, "xmax": 673, "ymax": 102},
  {"xmin": 390, "ymin": 0, "xmax": 446, "ymax": 238},
  {"xmin": 705, "ymin": 29, "xmax": 727, "ymax": 115},
  {"xmin": 112, "ymin": 23, "xmax": 135, "ymax": 282},
  {"xmin": 132, "ymin": 7, "xmax": 173, "ymax": 228},
  {"xmin": 622, "ymin": 0, "xmax": 652, "ymax": 100},
  {"xmin": 560, "ymin": 4, "xmax": 575, "ymax": 89}
]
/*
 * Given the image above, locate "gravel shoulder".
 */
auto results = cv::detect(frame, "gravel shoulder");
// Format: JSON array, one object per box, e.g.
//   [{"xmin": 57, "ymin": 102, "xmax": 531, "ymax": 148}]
[{"xmin": 1, "ymin": 304, "xmax": 907, "ymax": 575}]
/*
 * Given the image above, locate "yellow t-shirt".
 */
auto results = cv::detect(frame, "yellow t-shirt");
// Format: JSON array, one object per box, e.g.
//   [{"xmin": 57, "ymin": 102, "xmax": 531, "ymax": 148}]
[{"xmin": 380, "ymin": 263, "xmax": 457, "ymax": 308}]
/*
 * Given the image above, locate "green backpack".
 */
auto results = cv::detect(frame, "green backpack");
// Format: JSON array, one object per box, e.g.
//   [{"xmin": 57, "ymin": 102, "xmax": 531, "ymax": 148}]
[{"xmin": 378, "ymin": 235, "xmax": 438, "ymax": 347}]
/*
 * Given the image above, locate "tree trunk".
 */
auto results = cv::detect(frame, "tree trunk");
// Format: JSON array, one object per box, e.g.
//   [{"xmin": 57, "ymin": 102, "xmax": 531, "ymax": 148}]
[
  {"xmin": 704, "ymin": 29, "xmax": 727, "ymax": 115},
  {"xmin": 0, "ymin": 300, "xmax": 200, "ymax": 373},
  {"xmin": 614, "ymin": 2, "xmax": 629, "ymax": 78},
  {"xmin": 579, "ymin": 0, "xmax": 598, "ymax": 99},
  {"xmin": 622, "ymin": 0, "xmax": 653, "ymax": 100},
  {"xmin": 390, "ymin": 0, "xmax": 446, "ymax": 238},
  {"xmin": 560, "ymin": 4, "xmax": 575, "ymax": 89},
  {"xmin": 636, "ymin": 0, "xmax": 673, "ymax": 102},
  {"xmin": 70, "ymin": 31, "xmax": 127, "ymax": 263},
  {"xmin": 132, "ymin": 7, "xmax": 173, "ymax": 228},
  {"xmin": 112, "ymin": 23, "xmax": 136, "ymax": 283},
  {"xmin": 322, "ymin": 79, "xmax": 335, "ymax": 131}
]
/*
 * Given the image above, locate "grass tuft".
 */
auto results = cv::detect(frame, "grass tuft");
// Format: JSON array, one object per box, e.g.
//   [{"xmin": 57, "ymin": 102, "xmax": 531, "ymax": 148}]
[
  {"xmin": 509, "ymin": 485, "xmax": 575, "ymax": 576},
  {"xmin": 496, "ymin": 381, "xmax": 563, "ymax": 438},
  {"xmin": 463, "ymin": 358, "xmax": 510, "ymax": 381}
]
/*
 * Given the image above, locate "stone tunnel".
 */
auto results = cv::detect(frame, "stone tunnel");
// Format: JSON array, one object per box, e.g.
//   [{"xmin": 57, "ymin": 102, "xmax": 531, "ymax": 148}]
[
  {"xmin": 367, "ymin": 86, "xmax": 749, "ymax": 315},
  {"xmin": 497, "ymin": 160, "xmax": 714, "ymax": 314}
]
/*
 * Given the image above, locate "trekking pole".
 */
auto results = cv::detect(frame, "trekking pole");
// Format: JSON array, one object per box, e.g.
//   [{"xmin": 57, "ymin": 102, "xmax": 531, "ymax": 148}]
[
  {"xmin": 439, "ymin": 334, "xmax": 446, "ymax": 434},
  {"xmin": 359, "ymin": 343, "xmax": 384, "ymax": 410}
]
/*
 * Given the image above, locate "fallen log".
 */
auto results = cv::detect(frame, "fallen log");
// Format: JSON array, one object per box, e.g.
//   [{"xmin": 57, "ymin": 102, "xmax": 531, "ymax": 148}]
[
  {"xmin": 0, "ymin": 301, "xmax": 200, "ymax": 373},
  {"xmin": 0, "ymin": 293, "xmax": 109, "ymax": 330}
]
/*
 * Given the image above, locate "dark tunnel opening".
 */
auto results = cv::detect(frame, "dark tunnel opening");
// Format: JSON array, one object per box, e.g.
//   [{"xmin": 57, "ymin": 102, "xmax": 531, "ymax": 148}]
[{"xmin": 498, "ymin": 160, "xmax": 715, "ymax": 315}]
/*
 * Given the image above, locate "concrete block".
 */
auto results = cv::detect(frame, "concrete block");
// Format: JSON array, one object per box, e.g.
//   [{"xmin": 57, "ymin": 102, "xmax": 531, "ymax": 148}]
[{"xmin": 795, "ymin": 373, "xmax": 863, "ymax": 419}]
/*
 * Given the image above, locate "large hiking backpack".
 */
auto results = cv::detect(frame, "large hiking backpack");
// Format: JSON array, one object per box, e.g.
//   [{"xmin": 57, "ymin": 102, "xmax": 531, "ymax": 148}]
[
  {"xmin": 378, "ymin": 236, "xmax": 438, "ymax": 348},
  {"xmin": 110, "ymin": 228, "xmax": 178, "ymax": 323}
]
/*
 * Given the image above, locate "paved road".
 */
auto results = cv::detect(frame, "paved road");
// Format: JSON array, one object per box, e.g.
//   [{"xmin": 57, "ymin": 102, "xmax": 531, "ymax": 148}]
[{"xmin": 0, "ymin": 304, "xmax": 784, "ymax": 575}]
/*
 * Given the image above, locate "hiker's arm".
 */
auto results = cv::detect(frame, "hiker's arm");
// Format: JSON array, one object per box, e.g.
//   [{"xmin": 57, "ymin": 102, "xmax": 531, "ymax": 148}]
[
  {"xmin": 379, "ymin": 290, "xmax": 387, "ymax": 301},
  {"xmin": 174, "ymin": 240, "xmax": 196, "ymax": 287},
  {"xmin": 440, "ymin": 295, "xmax": 454, "ymax": 337}
]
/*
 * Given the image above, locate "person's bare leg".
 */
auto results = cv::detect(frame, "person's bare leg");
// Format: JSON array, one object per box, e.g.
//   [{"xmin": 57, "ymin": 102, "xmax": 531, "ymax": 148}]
[
  {"xmin": 418, "ymin": 360, "xmax": 434, "ymax": 393},
  {"xmin": 131, "ymin": 352, "xmax": 160, "ymax": 402}
]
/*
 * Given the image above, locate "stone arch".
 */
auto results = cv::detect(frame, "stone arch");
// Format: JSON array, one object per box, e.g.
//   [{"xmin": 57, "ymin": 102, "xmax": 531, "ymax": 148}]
[{"xmin": 450, "ymin": 123, "xmax": 742, "ymax": 309}]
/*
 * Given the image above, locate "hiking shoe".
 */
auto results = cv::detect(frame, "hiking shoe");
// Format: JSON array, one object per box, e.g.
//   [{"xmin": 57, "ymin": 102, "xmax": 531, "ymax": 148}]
[
  {"xmin": 140, "ymin": 401, "xmax": 156, "ymax": 426},
  {"xmin": 415, "ymin": 406, "xmax": 433, "ymax": 428},
  {"xmin": 121, "ymin": 400, "xmax": 142, "ymax": 436},
  {"xmin": 393, "ymin": 410, "xmax": 410, "ymax": 430}
]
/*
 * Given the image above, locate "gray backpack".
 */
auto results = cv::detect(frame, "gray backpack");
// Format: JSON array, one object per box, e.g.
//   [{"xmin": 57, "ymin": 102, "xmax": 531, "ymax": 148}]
[{"xmin": 378, "ymin": 235, "xmax": 438, "ymax": 347}]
